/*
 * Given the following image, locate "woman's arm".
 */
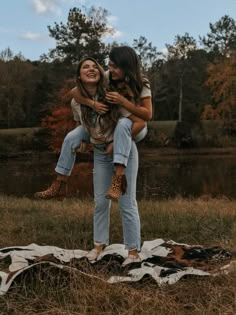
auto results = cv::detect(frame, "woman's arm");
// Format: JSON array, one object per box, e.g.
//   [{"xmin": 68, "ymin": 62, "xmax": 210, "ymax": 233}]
[
  {"xmin": 128, "ymin": 114, "xmax": 147, "ymax": 137},
  {"xmin": 70, "ymin": 87, "xmax": 110, "ymax": 115},
  {"xmin": 105, "ymin": 92, "xmax": 152, "ymax": 121}
]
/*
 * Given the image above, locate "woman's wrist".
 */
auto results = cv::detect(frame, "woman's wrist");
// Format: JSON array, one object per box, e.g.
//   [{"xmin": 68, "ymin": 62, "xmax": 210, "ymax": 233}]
[
  {"xmin": 120, "ymin": 96, "xmax": 127, "ymax": 107},
  {"xmin": 91, "ymin": 99, "xmax": 96, "ymax": 110}
]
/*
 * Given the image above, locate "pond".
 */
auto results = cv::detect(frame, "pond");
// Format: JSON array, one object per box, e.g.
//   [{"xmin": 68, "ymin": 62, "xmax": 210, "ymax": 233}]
[{"xmin": 0, "ymin": 150, "xmax": 236, "ymax": 200}]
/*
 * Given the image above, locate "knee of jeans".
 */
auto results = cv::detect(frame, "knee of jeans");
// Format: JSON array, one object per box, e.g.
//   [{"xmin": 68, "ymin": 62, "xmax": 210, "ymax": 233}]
[
  {"xmin": 116, "ymin": 118, "xmax": 132, "ymax": 134},
  {"xmin": 119, "ymin": 196, "xmax": 138, "ymax": 211},
  {"xmin": 95, "ymin": 197, "xmax": 110, "ymax": 210},
  {"xmin": 64, "ymin": 131, "xmax": 74, "ymax": 142},
  {"xmin": 63, "ymin": 135, "xmax": 75, "ymax": 150},
  {"xmin": 64, "ymin": 131, "xmax": 83, "ymax": 149},
  {"xmin": 118, "ymin": 117, "xmax": 132, "ymax": 128}
]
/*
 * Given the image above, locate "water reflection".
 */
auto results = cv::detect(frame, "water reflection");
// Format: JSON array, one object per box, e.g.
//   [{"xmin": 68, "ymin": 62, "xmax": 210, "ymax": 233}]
[
  {"xmin": 0, "ymin": 152, "xmax": 236, "ymax": 200},
  {"xmin": 137, "ymin": 155, "xmax": 236, "ymax": 199}
]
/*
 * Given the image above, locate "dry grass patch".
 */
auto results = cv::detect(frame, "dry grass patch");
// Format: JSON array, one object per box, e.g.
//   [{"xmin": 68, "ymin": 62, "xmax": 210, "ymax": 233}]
[
  {"xmin": 0, "ymin": 195, "xmax": 236, "ymax": 314},
  {"xmin": 0, "ymin": 268, "xmax": 235, "ymax": 315},
  {"xmin": 139, "ymin": 197, "xmax": 236, "ymax": 250}
]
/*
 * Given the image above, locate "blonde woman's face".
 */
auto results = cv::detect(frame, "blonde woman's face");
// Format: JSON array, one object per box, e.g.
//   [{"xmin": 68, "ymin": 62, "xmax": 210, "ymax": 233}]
[{"xmin": 80, "ymin": 60, "xmax": 101, "ymax": 84}]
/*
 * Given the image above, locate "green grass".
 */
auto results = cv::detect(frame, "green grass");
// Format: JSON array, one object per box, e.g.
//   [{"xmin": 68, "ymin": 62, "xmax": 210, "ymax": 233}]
[{"xmin": 0, "ymin": 195, "xmax": 236, "ymax": 315}]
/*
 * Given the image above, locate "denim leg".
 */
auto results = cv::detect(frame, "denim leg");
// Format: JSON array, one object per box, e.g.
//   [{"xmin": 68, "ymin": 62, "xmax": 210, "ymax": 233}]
[
  {"xmin": 93, "ymin": 149, "xmax": 113, "ymax": 245},
  {"xmin": 55, "ymin": 125, "xmax": 89, "ymax": 176},
  {"xmin": 113, "ymin": 117, "xmax": 147, "ymax": 167},
  {"xmin": 113, "ymin": 117, "xmax": 132, "ymax": 167},
  {"xmin": 119, "ymin": 141, "xmax": 141, "ymax": 251}
]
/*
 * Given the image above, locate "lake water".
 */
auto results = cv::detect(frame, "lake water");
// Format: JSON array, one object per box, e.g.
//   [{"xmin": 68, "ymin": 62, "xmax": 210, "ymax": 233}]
[{"xmin": 0, "ymin": 150, "xmax": 236, "ymax": 200}]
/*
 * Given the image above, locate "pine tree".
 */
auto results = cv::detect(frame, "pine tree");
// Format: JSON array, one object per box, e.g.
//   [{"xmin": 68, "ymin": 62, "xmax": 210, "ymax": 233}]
[{"xmin": 42, "ymin": 7, "xmax": 113, "ymax": 66}]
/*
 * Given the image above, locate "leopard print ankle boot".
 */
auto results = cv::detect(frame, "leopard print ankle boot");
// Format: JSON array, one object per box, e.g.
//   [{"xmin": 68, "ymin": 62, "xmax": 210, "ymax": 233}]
[
  {"xmin": 105, "ymin": 174, "xmax": 127, "ymax": 201},
  {"xmin": 34, "ymin": 179, "xmax": 67, "ymax": 200}
]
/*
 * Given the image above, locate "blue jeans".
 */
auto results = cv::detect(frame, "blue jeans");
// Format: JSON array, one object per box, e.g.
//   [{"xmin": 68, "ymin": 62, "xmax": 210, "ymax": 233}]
[
  {"xmin": 55, "ymin": 118, "xmax": 147, "ymax": 176},
  {"xmin": 113, "ymin": 117, "xmax": 147, "ymax": 167},
  {"xmin": 55, "ymin": 125, "xmax": 90, "ymax": 176},
  {"xmin": 55, "ymin": 118, "xmax": 143, "ymax": 250},
  {"xmin": 93, "ymin": 141, "xmax": 140, "ymax": 250}
]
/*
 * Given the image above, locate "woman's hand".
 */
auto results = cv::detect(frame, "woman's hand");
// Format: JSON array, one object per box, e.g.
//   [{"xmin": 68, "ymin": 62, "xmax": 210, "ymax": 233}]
[
  {"xmin": 107, "ymin": 91, "xmax": 152, "ymax": 121},
  {"xmin": 72, "ymin": 142, "xmax": 94, "ymax": 153},
  {"xmin": 105, "ymin": 92, "xmax": 126, "ymax": 106},
  {"xmin": 93, "ymin": 101, "xmax": 110, "ymax": 115},
  {"xmin": 70, "ymin": 87, "xmax": 109, "ymax": 115}
]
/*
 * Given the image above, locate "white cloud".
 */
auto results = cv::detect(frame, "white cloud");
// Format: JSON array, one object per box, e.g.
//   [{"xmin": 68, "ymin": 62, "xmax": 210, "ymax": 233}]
[
  {"xmin": 31, "ymin": 0, "xmax": 86, "ymax": 15},
  {"xmin": 161, "ymin": 47, "xmax": 168, "ymax": 57},
  {"xmin": 31, "ymin": 0, "xmax": 61, "ymax": 15},
  {"xmin": 102, "ymin": 28, "xmax": 124, "ymax": 41},
  {"xmin": 18, "ymin": 32, "xmax": 43, "ymax": 41},
  {"xmin": 103, "ymin": 15, "xmax": 123, "ymax": 40},
  {"xmin": 110, "ymin": 29, "xmax": 123, "ymax": 39},
  {"xmin": 107, "ymin": 15, "xmax": 118, "ymax": 25}
]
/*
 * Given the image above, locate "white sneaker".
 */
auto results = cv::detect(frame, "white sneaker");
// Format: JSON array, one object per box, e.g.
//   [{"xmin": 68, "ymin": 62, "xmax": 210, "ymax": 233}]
[
  {"xmin": 122, "ymin": 255, "xmax": 141, "ymax": 266},
  {"xmin": 86, "ymin": 248, "xmax": 101, "ymax": 261}
]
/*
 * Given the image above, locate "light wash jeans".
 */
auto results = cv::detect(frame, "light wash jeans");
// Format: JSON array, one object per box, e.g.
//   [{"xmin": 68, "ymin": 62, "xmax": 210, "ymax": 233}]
[
  {"xmin": 55, "ymin": 125, "xmax": 90, "ymax": 176},
  {"xmin": 113, "ymin": 117, "xmax": 147, "ymax": 167},
  {"xmin": 55, "ymin": 118, "xmax": 143, "ymax": 250},
  {"xmin": 93, "ymin": 140, "xmax": 140, "ymax": 250},
  {"xmin": 55, "ymin": 118, "xmax": 147, "ymax": 176}
]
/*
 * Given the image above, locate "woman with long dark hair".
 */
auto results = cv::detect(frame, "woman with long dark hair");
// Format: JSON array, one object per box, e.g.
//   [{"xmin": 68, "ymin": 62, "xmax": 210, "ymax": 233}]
[
  {"xmin": 71, "ymin": 47, "xmax": 152, "ymax": 264},
  {"xmin": 104, "ymin": 46, "xmax": 152, "ymax": 201}
]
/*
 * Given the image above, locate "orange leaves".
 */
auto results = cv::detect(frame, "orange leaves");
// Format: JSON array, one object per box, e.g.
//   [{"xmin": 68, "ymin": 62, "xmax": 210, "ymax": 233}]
[
  {"xmin": 201, "ymin": 104, "xmax": 221, "ymax": 120},
  {"xmin": 42, "ymin": 106, "xmax": 75, "ymax": 153},
  {"xmin": 202, "ymin": 53, "xmax": 236, "ymax": 121},
  {"xmin": 41, "ymin": 79, "xmax": 76, "ymax": 153},
  {"xmin": 206, "ymin": 57, "xmax": 235, "ymax": 104}
]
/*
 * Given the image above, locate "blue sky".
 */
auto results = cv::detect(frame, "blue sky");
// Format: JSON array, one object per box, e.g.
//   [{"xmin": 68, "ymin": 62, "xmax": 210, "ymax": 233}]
[{"xmin": 1, "ymin": 0, "xmax": 236, "ymax": 61}]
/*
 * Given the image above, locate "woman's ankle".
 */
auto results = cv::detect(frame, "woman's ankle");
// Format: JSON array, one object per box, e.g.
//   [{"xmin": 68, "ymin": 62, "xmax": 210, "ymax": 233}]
[
  {"xmin": 128, "ymin": 249, "xmax": 139, "ymax": 257},
  {"xmin": 114, "ymin": 164, "xmax": 125, "ymax": 176},
  {"xmin": 56, "ymin": 174, "xmax": 68, "ymax": 182},
  {"xmin": 94, "ymin": 243, "xmax": 105, "ymax": 252}
]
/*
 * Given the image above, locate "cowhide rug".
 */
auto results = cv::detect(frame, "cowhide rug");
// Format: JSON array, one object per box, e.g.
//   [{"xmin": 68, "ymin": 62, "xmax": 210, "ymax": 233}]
[{"xmin": 0, "ymin": 239, "xmax": 235, "ymax": 295}]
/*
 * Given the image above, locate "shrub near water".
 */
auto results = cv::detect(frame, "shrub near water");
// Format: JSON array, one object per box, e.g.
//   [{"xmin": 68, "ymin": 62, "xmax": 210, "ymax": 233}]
[{"xmin": 0, "ymin": 195, "xmax": 235, "ymax": 315}]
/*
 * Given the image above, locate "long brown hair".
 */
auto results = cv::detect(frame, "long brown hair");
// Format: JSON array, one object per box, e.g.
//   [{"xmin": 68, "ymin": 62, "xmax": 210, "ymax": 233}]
[
  {"xmin": 108, "ymin": 46, "xmax": 150, "ymax": 103},
  {"xmin": 76, "ymin": 57, "xmax": 120, "ymax": 137}
]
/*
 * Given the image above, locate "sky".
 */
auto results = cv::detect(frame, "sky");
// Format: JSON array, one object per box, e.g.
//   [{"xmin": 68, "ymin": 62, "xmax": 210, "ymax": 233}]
[{"xmin": 1, "ymin": 0, "xmax": 236, "ymax": 61}]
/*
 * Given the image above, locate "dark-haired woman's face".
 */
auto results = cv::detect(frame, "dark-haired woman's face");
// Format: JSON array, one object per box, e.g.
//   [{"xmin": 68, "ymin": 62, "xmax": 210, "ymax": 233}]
[
  {"xmin": 80, "ymin": 59, "xmax": 101, "ymax": 84},
  {"xmin": 108, "ymin": 60, "xmax": 125, "ymax": 81}
]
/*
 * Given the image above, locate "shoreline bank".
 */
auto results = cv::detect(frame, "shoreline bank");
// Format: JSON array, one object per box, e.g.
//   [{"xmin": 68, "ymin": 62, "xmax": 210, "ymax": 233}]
[
  {"xmin": 1, "ymin": 125, "xmax": 236, "ymax": 159},
  {"xmin": 1, "ymin": 147, "xmax": 236, "ymax": 161}
]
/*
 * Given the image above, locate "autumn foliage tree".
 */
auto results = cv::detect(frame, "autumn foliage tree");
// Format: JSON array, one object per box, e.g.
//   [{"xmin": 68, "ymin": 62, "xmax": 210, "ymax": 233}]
[
  {"xmin": 201, "ymin": 52, "xmax": 236, "ymax": 126},
  {"xmin": 42, "ymin": 79, "xmax": 76, "ymax": 153},
  {"xmin": 200, "ymin": 15, "xmax": 236, "ymax": 133}
]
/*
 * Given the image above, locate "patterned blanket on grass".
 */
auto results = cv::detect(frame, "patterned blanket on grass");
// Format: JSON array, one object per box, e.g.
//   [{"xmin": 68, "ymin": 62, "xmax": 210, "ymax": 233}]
[{"xmin": 0, "ymin": 239, "xmax": 235, "ymax": 295}]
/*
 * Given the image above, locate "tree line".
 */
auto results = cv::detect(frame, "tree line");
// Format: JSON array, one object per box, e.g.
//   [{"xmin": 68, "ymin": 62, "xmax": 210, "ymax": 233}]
[{"xmin": 0, "ymin": 6, "xmax": 235, "ymax": 134}]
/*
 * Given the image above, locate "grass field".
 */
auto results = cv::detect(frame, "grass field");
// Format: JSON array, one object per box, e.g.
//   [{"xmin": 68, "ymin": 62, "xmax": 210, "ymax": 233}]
[{"xmin": 0, "ymin": 195, "xmax": 235, "ymax": 315}]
